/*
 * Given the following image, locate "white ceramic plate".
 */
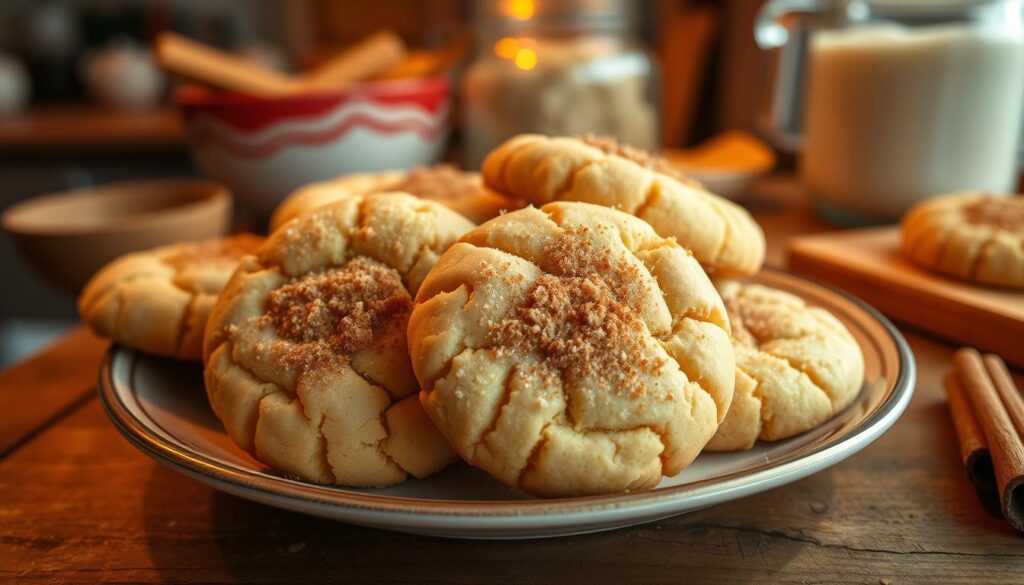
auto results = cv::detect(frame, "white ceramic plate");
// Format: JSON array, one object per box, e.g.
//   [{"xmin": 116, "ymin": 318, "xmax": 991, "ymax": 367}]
[{"xmin": 99, "ymin": 269, "xmax": 915, "ymax": 539}]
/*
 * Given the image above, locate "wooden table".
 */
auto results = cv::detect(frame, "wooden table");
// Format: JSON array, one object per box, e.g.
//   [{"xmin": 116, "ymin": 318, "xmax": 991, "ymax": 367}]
[
  {"xmin": 2, "ymin": 178, "xmax": 1022, "ymax": 584},
  {"xmin": 0, "ymin": 105, "xmax": 183, "ymax": 154}
]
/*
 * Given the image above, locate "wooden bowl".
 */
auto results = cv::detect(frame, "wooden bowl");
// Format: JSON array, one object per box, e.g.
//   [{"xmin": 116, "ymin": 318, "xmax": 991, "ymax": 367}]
[{"xmin": 2, "ymin": 179, "xmax": 231, "ymax": 295}]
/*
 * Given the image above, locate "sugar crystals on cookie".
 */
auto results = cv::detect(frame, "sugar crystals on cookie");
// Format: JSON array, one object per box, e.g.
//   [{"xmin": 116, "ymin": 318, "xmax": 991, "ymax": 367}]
[
  {"xmin": 706, "ymin": 282, "xmax": 865, "ymax": 451},
  {"xmin": 901, "ymin": 191, "xmax": 1024, "ymax": 288},
  {"xmin": 409, "ymin": 201, "xmax": 735, "ymax": 497},
  {"xmin": 78, "ymin": 233, "xmax": 263, "ymax": 361},
  {"xmin": 204, "ymin": 192, "xmax": 474, "ymax": 487},
  {"xmin": 481, "ymin": 134, "xmax": 765, "ymax": 277},
  {"xmin": 270, "ymin": 165, "xmax": 523, "ymax": 230}
]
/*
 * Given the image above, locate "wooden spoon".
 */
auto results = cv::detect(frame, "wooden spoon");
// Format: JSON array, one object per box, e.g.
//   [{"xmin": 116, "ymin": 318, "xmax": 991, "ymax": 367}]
[
  {"xmin": 155, "ymin": 30, "xmax": 407, "ymax": 97},
  {"xmin": 155, "ymin": 32, "xmax": 303, "ymax": 96}
]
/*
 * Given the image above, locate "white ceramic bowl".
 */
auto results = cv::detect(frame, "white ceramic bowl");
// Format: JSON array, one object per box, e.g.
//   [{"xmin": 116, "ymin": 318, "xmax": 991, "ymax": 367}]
[{"xmin": 177, "ymin": 77, "xmax": 451, "ymax": 216}]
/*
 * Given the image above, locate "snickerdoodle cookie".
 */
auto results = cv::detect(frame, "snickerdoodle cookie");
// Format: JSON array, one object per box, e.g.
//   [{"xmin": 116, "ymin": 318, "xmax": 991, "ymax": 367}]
[
  {"xmin": 705, "ymin": 282, "xmax": 864, "ymax": 451},
  {"xmin": 204, "ymin": 193, "xmax": 474, "ymax": 486},
  {"xmin": 481, "ymin": 134, "xmax": 765, "ymax": 277},
  {"xmin": 901, "ymin": 192, "xmax": 1024, "ymax": 289},
  {"xmin": 270, "ymin": 165, "xmax": 522, "ymax": 230},
  {"xmin": 408, "ymin": 201, "xmax": 735, "ymax": 497},
  {"xmin": 78, "ymin": 234, "xmax": 262, "ymax": 361}
]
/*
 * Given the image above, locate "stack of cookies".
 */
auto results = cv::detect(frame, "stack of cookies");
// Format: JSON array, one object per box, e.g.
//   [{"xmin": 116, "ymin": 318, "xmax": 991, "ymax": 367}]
[{"xmin": 79, "ymin": 135, "xmax": 865, "ymax": 498}]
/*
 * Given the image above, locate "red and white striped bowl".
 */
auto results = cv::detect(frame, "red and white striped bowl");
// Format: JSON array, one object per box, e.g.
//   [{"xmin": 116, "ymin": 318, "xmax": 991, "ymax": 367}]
[{"xmin": 177, "ymin": 77, "xmax": 450, "ymax": 216}]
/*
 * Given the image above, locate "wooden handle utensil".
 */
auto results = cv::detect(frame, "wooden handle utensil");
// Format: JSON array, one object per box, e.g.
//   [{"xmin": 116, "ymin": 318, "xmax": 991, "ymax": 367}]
[
  {"xmin": 303, "ymin": 30, "xmax": 406, "ymax": 90},
  {"xmin": 155, "ymin": 30, "xmax": 408, "ymax": 98},
  {"xmin": 155, "ymin": 32, "xmax": 303, "ymax": 96},
  {"xmin": 374, "ymin": 36, "xmax": 469, "ymax": 80}
]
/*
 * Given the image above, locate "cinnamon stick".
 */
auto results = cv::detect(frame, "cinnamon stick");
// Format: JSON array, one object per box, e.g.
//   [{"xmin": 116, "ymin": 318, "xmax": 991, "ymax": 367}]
[
  {"xmin": 943, "ymin": 372, "xmax": 1000, "ymax": 516},
  {"xmin": 944, "ymin": 373, "xmax": 996, "ymax": 487},
  {"xmin": 953, "ymin": 348, "xmax": 1024, "ymax": 531},
  {"xmin": 985, "ymin": 354, "xmax": 1024, "ymax": 437}
]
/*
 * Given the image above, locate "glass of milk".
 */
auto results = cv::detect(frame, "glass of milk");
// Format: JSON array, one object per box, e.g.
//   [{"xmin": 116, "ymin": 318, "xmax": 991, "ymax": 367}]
[{"xmin": 757, "ymin": 0, "xmax": 1024, "ymax": 224}]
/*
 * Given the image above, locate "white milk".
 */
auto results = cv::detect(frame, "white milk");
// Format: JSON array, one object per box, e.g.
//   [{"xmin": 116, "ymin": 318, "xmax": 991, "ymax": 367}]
[{"xmin": 802, "ymin": 24, "xmax": 1024, "ymax": 220}]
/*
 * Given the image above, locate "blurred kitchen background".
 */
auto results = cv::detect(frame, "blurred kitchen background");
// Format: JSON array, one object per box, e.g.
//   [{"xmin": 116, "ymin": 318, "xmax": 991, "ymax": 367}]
[
  {"xmin": 2, "ymin": 0, "xmax": 774, "ymax": 364},
  {"xmin": 2, "ymin": 0, "xmax": 779, "ymax": 364}
]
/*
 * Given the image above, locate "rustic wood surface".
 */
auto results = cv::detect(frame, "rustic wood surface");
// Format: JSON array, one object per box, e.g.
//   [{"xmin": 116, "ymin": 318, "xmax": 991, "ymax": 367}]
[
  {"xmin": 789, "ymin": 227, "xmax": 1024, "ymax": 368},
  {"xmin": 0, "ymin": 327, "xmax": 107, "ymax": 457},
  {"xmin": 0, "ymin": 105, "xmax": 183, "ymax": 154},
  {"xmin": 2, "ymin": 178, "xmax": 1023, "ymax": 584}
]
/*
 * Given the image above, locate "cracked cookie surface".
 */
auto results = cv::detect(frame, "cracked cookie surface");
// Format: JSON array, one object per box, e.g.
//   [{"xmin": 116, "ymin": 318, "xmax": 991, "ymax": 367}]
[
  {"xmin": 480, "ymin": 134, "xmax": 765, "ymax": 277},
  {"xmin": 78, "ymin": 234, "xmax": 263, "ymax": 361},
  {"xmin": 705, "ymin": 282, "xmax": 865, "ymax": 451},
  {"xmin": 204, "ymin": 193, "xmax": 473, "ymax": 487},
  {"xmin": 901, "ymin": 191, "xmax": 1024, "ymax": 289},
  {"xmin": 408, "ymin": 202, "xmax": 735, "ymax": 497},
  {"xmin": 269, "ymin": 165, "xmax": 523, "ymax": 231}
]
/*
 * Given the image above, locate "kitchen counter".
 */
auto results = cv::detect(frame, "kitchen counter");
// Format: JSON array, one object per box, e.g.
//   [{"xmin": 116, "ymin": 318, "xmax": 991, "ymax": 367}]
[{"xmin": 0, "ymin": 105, "xmax": 183, "ymax": 155}]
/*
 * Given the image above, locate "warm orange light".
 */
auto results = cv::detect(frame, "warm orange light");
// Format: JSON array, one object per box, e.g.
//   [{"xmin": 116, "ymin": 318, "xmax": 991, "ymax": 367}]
[
  {"xmin": 506, "ymin": 0, "xmax": 535, "ymax": 20},
  {"xmin": 514, "ymin": 48, "xmax": 538, "ymax": 70},
  {"xmin": 494, "ymin": 37, "xmax": 518, "ymax": 59}
]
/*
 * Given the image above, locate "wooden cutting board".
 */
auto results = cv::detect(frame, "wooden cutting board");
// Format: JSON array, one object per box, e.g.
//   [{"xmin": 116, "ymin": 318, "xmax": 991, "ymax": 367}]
[{"xmin": 788, "ymin": 227, "xmax": 1024, "ymax": 367}]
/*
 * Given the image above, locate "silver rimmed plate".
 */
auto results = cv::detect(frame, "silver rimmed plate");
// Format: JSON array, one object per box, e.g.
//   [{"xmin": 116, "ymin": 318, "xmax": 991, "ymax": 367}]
[{"xmin": 98, "ymin": 268, "xmax": 915, "ymax": 539}]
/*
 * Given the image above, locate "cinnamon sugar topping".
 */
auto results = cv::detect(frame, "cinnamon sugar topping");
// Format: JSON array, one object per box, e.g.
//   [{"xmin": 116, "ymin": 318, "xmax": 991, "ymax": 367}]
[
  {"xmin": 544, "ymin": 225, "xmax": 649, "ymax": 313},
  {"xmin": 262, "ymin": 256, "xmax": 412, "ymax": 368},
  {"xmin": 487, "ymin": 225, "xmax": 665, "ymax": 397},
  {"xmin": 164, "ymin": 234, "xmax": 261, "ymax": 271},
  {"xmin": 963, "ymin": 197, "xmax": 1024, "ymax": 231},
  {"xmin": 578, "ymin": 135, "xmax": 695, "ymax": 184},
  {"xmin": 724, "ymin": 299, "xmax": 758, "ymax": 349},
  {"xmin": 383, "ymin": 164, "xmax": 481, "ymax": 201}
]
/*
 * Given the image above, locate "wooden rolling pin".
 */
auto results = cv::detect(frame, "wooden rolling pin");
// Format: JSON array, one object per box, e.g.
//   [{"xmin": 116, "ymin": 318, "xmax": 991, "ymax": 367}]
[{"xmin": 155, "ymin": 30, "xmax": 407, "ymax": 96}]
